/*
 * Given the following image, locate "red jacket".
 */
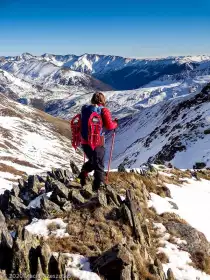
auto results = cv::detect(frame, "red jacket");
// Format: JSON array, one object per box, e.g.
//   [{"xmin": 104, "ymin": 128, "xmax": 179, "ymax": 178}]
[
  {"xmin": 101, "ymin": 107, "xmax": 118, "ymax": 130},
  {"xmin": 81, "ymin": 105, "xmax": 117, "ymax": 146}
]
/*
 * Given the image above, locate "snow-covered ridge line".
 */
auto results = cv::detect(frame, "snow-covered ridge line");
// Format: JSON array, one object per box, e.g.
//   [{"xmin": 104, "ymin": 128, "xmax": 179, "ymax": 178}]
[
  {"xmin": 0, "ymin": 94, "xmax": 82, "ymax": 194},
  {"xmin": 4, "ymin": 52, "xmax": 210, "ymax": 65},
  {"xmin": 2, "ymin": 52, "xmax": 210, "ymax": 91},
  {"xmin": 106, "ymin": 83, "xmax": 210, "ymax": 169}
]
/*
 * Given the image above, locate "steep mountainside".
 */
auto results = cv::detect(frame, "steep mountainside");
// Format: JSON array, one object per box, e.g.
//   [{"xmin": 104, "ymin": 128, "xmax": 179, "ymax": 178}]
[
  {"xmin": 44, "ymin": 53, "xmax": 210, "ymax": 89},
  {"xmin": 2, "ymin": 53, "xmax": 210, "ymax": 90},
  {"xmin": 0, "ymin": 163, "xmax": 210, "ymax": 280},
  {"xmin": 23, "ymin": 53, "xmax": 210, "ymax": 90},
  {"xmin": 0, "ymin": 93, "xmax": 82, "ymax": 193},
  {"xmin": 106, "ymin": 84, "xmax": 210, "ymax": 169},
  {"xmin": 0, "ymin": 52, "xmax": 210, "ymax": 170},
  {"xmin": 0, "ymin": 56, "xmax": 112, "ymax": 91}
]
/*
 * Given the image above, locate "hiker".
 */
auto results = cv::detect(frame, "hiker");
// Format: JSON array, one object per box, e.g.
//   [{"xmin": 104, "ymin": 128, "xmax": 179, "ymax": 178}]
[{"xmin": 78, "ymin": 92, "xmax": 118, "ymax": 191}]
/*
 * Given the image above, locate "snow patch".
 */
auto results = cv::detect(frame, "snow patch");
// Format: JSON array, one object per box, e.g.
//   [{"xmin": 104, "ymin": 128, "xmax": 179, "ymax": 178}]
[
  {"xmin": 25, "ymin": 218, "xmax": 69, "ymax": 238},
  {"xmin": 154, "ymin": 223, "xmax": 210, "ymax": 280},
  {"xmin": 52, "ymin": 253, "xmax": 101, "ymax": 280}
]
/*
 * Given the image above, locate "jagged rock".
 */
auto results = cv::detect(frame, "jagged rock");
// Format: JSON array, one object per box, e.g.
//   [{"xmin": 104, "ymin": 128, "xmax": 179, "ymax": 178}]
[
  {"xmin": 107, "ymin": 207, "xmax": 121, "ymax": 221},
  {"xmin": 66, "ymin": 180, "xmax": 81, "ymax": 189},
  {"xmin": 8, "ymin": 228, "xmax": 41, "ymax": 279},
  {"xmin": 81, "ymin": 184, "xmax": 94, "ymax": 199},
  {"xmin": 39, "ymin": 242, "xmax": 51, "ymax": 274},
  {"xmin": 118, "ymin": 163, "xmax": 126, "ymax": 172},
  {"xmin": 126, "ymin": 190, "xmax": 146, "ymax": 245},
  {"xmin": 18, "ymin": 178, "xmax": 28, "ymax": 189},
  {"xmin": 142, "ymin": 224, "xmax": 152, "ymax": 246},
  {"xmin": 48, "ymin": 254, "xmax": 65, "ymax": 279},
  {"xmin": 168, "ymin": 201, "xmax": 178, "ymax": 210},
  {"xmin": 71, "ymin": 190, "xmax": 85, "ymax": 205},
  {"xmin": 50, "ymin": 193, "xmax": 67, "ymax": 206},
  {"xmin": 9, "ymin": 195, "xmax": 27, "ymax": 218},
  {"xmin": 49, "ymin": 168, "xmax": 59, "ymax": 180},
  {"xmin": 70, "ymin": 160, "xmax": 80, "ymax": 176},
  {"xmin": 165, "ymin": 221, "xmax": 210, "ymax": 256},
  {"xmin": 11, "ymin": 185, "xmax": 20, "ymax": 197},
  {"xmin": 56, "ymin": 169, "xmax": 65, "ymax": 181},
  {"xmin": 28, "ymin": 175, "xmax": 41, "ymax": 194},
  {"xmin": 37, "ymin": 173, "xmax": 47, "ymax": 182},
  {"xmin": 142, "ymin": 184, "xmax": 150, "ymax": 200},
  {"xmin": 19, "ymin": 176, "xmax": 45, "ymax": 204},
  {"xmin": 10, "ymin": 239, "xmax": 33, "ymax": 279},
  {"xmin": 52, "ymin": 180, "xmax": 69, "ymax": 199},
  {"xmin": 91, "ymin": 243, "xmax": 133, "ymax": 279},
  {"xmin": 0, "ymin": 210, "xmax": 5, "ymax": 224},
  {"xmin": 48, "ymin": 255, "xmax": 60, "ymax": 279},
  {"xmin": 0, "ymin": 210, "xmax": 13, "ymax": 270},
  {"xmin": 97, "ymin": 189, "xmax": 108, "ymax": 207},
  {"xmin": 121, "ymin": 204, "xmax": 133, "ymax": 226},
  {"xmin": 149, "ymin": 259, "xmax": 166, "ymax": 280},
  {"xmin": 35, "ymin": 257, "xmax": 45, "ymax": 280},
  {"xmin": 45, "ymin": 177, "xmax": 54, "ymax": 192},
  {"xmin": 62, "ymin": 201, "xmax": 72, "ymax": 212},
  {"xmin": 64, "ymin": 169, "xmax": 73, "ymax": 179},
  {"xmin": 148, "ymin": 164, "xmax": 158, "ymax": 174},
  {"xmin": 167, "ymin": 268, "xmax": 175, "ymax": 280},
  {"xmin": 0, "ymin": 210, "xmax": 13, "ymax": 249},
  {"xmin": 40, "ymin": 197, "xmax": 63, "ymax": 218},
  {"xmin": 106, "ymin": 185, "xmax": 121, "ymax": 207},
  {"xmin": 140, "ymin": 169, "xmax": 147, "ymax": 176},
  {"xmin": 50, "ymin": 168, "xmax": 69, "ymax": 183},
  {"xmin": 121, "ymin": 264, "xmax": 132, "ymax": 280},
  {"xmin": 155, "ymin": 258, "xmax": 166, "ymax": 280},
  {"xmin": 0, "ymin": 190, "xmax": 10, "ymax": 213}
]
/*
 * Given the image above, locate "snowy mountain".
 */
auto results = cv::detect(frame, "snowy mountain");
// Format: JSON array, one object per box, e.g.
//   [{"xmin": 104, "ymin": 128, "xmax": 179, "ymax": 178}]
[
  {"xmin": 2, "ymin": 52, "xmax": 210, "ymax": 90},
  {"xmin": 47, "ymin": 53, "xmax": 210, "ymax": 90},
  {"xmin": 0, "ymin": 93, "xmax": 82, "ymax": 194},
  {"xmin": 0, "ymin": 55, "xmax": 112, "ymax": 91},
  {"xmin": 1, "ymin": 53, "xmax": 210, "ymax": 280},
  {"xmin": 16, "ymin": 52, "xmax": 210, "ymax": 90},
  {"xmin": 1, "ymin": 52, "xmax": 210, "ymax": 170},
  {"xmin": 107, "ymin": 83, "xmax": 210, "ymax": 169}
]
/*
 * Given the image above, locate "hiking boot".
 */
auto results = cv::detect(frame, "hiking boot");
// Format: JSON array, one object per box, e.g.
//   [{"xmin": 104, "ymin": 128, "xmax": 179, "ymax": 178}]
[
  {"xmin": 92, "ymin": 181, "xmax": 106, "ymax": 192},
  {"xmin": 78, "ymin": 171, "xmax": 88, "ymax": 187}
]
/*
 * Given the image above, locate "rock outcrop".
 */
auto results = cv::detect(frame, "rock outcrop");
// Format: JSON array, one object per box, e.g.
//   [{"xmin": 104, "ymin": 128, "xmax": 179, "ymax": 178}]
[{"xmin": 1, "ymin": 166, "xmax": 208, "ymax": 280}]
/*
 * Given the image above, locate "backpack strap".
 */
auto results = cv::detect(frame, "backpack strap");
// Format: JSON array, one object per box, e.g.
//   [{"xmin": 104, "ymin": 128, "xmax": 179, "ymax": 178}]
[
  {"xmin": 70, "ymin": 114, "xmax": 81, "ymax": 150},
  {"xmin": 88, "ymin": 112, "xmax": 103, "ymax": 150}
]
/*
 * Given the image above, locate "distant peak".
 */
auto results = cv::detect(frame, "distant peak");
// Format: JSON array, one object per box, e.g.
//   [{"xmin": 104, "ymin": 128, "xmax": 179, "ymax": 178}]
[{"xmin": 21, "ymin": 52, "xmax": 34, "ymax": 60}]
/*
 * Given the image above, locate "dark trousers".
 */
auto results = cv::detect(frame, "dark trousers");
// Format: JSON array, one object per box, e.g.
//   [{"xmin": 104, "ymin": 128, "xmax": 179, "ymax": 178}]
[{"xmin": 81, "ymin": 144, "xmax": 105, "ymax": 187}]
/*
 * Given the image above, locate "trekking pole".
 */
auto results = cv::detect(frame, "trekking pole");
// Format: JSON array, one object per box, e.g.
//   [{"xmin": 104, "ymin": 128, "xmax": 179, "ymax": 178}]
[{"xmin": 106, "ymin": 130, "xmax": 116, "ymax": 184}]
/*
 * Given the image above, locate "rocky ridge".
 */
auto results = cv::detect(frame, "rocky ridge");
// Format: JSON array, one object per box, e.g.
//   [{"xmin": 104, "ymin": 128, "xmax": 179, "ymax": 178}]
[{"xmin": 0, "ymin": 163, "xmax": 210, "ymax": 279}]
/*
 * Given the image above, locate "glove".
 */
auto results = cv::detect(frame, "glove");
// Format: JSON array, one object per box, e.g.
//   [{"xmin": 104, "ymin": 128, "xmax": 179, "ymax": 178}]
[{"xmin": 114, "ymin": 118, "xmax": 118, "ymax": 124}]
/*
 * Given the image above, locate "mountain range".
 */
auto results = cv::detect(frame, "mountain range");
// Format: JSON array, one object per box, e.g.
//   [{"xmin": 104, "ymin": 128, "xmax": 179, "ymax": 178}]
[
  {"xmin": 1, "ymin": 52, "xmax": 210, "ymax": 90},
  {"xmin": 0, "ymin": 52, "xmax": 210, "ymax": 280},
  {"xmin": 0, "ymin": 52, "xmax": 210, "ymax": 169}
]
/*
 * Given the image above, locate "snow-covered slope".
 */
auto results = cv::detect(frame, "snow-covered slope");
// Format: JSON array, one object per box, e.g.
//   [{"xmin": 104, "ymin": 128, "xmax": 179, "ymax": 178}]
[
  {"xmin": 44, "ymin": 72, "xmax": 210, "ymax": 120},
  {"xmin": 23, "ymin": 53, "xmax": 210, "ymax": 90},
  {"xmin": 107, "ymin": 84, "xmax": 210, "ymax": 169},
  {"xmin": 0, "ymin": 93, "xmax": 82, "ymax": 193},
  {"xmin": 0, "ymin": 56, "xmax": 112, "ymax": 91},
  {"xmin": 1, "ymin": 52, "xmax": 210, "ymax": 170},
  {"xmin": 0, "ymin": 69, "xmax": 54, "ymax": 105},
  {"xmin": 2, "ymin": 53, "xmax": 210, "ymax": 90}
]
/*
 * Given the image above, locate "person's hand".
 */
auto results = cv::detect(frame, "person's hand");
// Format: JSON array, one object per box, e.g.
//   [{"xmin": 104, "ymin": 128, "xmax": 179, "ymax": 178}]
[{"xmin": 114, "ymin": 118, "xmax": 118, "ymax": 124}]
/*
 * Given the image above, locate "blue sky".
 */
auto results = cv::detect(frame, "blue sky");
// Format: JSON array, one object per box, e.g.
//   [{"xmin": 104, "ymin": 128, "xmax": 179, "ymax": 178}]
[{"xmin": 0, "ymin": 0, "xmax": 210, "ymax": 57}]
